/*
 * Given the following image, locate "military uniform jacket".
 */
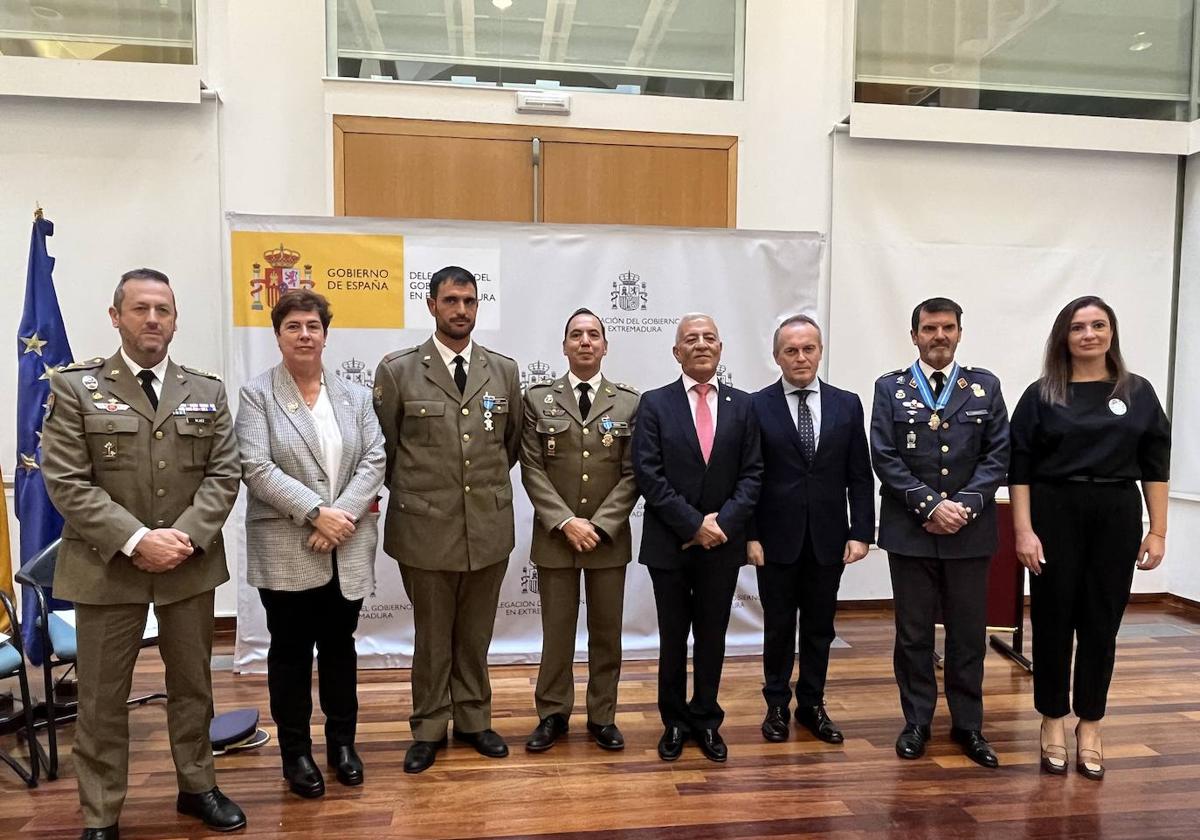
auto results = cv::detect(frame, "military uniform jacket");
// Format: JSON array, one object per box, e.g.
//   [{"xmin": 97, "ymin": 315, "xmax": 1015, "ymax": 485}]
[
  {"xmin": 374, "ymin": 337, "xmax": 522, "ymax": 572},
  {"xmin": 520, "ymin": 375, "xmax": 640, "ymax": 570},
  {"xmin": 41, "ymin": 351, "xmax": 241, "ymax": 605},
  {"xmin": 869, "ymin": 364, "xmax": 1010, "ymax": 560}
]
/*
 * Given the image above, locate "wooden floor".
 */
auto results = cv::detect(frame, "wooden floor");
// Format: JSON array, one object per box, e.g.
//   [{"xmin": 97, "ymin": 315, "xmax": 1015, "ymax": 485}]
[{"xmin": 3, "ymin": 603, "xmax": 1200, "ymax": 839}]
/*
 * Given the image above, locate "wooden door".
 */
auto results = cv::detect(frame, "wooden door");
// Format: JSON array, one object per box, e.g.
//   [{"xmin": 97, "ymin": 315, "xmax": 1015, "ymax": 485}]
[{"xmin": 334, "ymin": 117, "xmax": 737, "ymax": 228}]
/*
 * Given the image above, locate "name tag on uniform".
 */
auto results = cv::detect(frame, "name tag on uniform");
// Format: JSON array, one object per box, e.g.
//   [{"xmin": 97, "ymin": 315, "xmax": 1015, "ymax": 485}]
[{"xmin": 964, "ymin": 409, "xmax": 989, "ymax": 417}]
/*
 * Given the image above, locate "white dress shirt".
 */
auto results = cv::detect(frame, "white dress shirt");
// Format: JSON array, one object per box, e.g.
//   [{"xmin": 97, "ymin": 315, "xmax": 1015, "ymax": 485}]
[
  {"xmin": 782, "ymin": 376, "xmax": 822, "ymax": 450},
  {"xmin": 918, "ymin": 359, "xmax": 957, "ymax": 396},
  {"xmin": 567, "ymin": 370, "xmax": 603, "ymax": 408},
  {"xmin": 433, "ymin": 334, "xmax": 473, "ymax": 378},
  {"xmin": 307, "ymin": 382, "xmax": 344, "ymax": 490},
  {"xmin": 681, "ymin": 372, "xmax": 719, "ymax": 428},
  {"xmin": 119, "ymin": 350, "xmax": 171, "ymax": 557}
]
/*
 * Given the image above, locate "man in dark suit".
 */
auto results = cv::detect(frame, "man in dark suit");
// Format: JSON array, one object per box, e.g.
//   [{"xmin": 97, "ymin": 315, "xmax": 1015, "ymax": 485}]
[
  {"xmin": 870, "ymin": 297, "xmax": 1009, "ymax": 768},
  {"xmin": 748, "ymin": 315, "xmax": 874, "ymax": 745},
  {"xmin": 632, "ymin": 313, "xmax": 762, "ymax": 763}
]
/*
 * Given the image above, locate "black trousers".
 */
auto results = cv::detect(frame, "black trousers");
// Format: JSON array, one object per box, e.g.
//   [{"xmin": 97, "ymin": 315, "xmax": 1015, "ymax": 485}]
[
  {"xmin": 648, "ymin": 561, "xmax": 741, "ymax": 731},
  {"xmin": 258, "ymin": 557, "xmax": 363, "ymax": 761},
  {"xmin": 888, "ymin": 552, "xmax": 989, "ymax": 729},
  {"xmin": 756, "ymin": 533, "xmax": 845, "ymax": 708},
  {"xmin": 1029, "ymin": 481, "xmax": 1141, "ymax": 721}
]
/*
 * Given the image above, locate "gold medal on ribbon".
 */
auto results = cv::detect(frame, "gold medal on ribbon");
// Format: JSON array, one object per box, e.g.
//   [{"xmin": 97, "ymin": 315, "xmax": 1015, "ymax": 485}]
[
  {"xmin": 602, "ymin": 433, "xmax": 614, "ymax": 448},
  {"xmin": 928, "ymin": 413, "xmax": 941, "ymax": 431}
]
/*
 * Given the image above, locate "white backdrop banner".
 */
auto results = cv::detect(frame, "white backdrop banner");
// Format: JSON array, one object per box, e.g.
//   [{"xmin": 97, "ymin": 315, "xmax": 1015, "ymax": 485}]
[{"xmin": 227, "ymin": 214, "xmax": 822, "ymax": 672}]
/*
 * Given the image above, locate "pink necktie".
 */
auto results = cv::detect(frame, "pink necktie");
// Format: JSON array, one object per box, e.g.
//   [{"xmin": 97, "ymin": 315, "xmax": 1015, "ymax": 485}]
[{"xmin": 693, "ymin": 383, "xmax": 714, "ymax": 463}]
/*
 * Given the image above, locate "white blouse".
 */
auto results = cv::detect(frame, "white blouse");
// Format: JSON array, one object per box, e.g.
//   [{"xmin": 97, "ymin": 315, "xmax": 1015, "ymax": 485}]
[{"xmin": 308, "ymin": 383, "xmax": 343, "ymax": 492}]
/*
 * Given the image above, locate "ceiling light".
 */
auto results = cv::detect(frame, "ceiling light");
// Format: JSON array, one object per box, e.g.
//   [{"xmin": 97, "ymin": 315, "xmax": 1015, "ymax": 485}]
[
  {"xmin": 1130, "ymin": 31, "xmax": 1153, "ymax": 52},
  {"xmin": 492, "ymin": 0, "xmax": 513, "ymax": 10},
  {"xmin": 30, "ymin": 5, "xmax": 64, "ymax": 21}
]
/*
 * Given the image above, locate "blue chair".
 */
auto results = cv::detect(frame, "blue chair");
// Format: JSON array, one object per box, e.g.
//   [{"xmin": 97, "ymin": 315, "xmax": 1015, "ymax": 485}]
[
  {"xmin": 15, "ymin": 539, "xmax": 165, "ymax": 780},
  {"xmin": 0, "ymin": 588, "xmax": 39, "ymax": 787}
]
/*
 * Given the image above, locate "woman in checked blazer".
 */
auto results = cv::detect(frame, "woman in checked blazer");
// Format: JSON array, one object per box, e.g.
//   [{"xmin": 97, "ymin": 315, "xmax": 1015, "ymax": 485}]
[{"xmin": 235, "ymin": 289, "xmax": 385, "ymax": 799}]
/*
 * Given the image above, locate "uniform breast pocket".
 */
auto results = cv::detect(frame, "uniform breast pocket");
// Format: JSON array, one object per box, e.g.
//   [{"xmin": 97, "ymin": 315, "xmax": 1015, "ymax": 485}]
[
  {"xmin": 84, "ymin": 413, "xmax": 141, "ymax": 471},
  {"xmin": 174, "ymin": 417, "xmax": 214, "ymax": 470},
  {"xmin": 402, "ymin": 400, "xmax": 445, "ymax": 446},
  {"xmin": 535, "ymin": 418, "xmax": 568, "ymax": 457}
]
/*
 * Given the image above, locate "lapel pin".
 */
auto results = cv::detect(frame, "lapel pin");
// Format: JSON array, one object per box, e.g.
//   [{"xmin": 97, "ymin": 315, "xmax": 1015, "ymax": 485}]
[
  {"xmin": 957, "ymin": 377, "xmax": 967, "ymax": 390},
  {"xmin": 725, "ymin": 395, "xmax": 732, "ymax": 402},
  {"xmin": 111, "ymin": 369, "xmax": 120, "ymax": 376},
  {"xmin": 287, "ymin": 401, "xmax": 299, "ymax": 412},
  {"xmin": 423, "ymin": 355, "xmax": 431, "ymax": 361},
  {"xmin": 544, "ymin": 394, "xmax": 554, "ymax": 404}
]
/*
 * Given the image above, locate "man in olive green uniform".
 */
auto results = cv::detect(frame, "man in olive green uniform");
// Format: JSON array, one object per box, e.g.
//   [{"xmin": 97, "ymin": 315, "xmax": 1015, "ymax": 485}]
[
  {"xmin": 40, "ymin": 269, "xmax": 245, "ymax": 840},
  {"xmin": 373, "ymin": 265, "xmax": 522, "ymax": 774},
  {"xmin": 521, "ymin": 308, "xmax": 640, "ymax": 752}
]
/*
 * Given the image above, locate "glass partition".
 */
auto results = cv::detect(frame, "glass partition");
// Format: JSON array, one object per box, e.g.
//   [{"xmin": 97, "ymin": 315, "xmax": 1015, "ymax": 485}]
[
  {"xmin": 856, "ymin": 0, "xmax": 1196, "ymax": 121},
  {"xmin": 0, "ymin": 0, "xmax": 195, "ymax": 65},
  {"xmin": 329, "ymin": 0, "xmax": 744, "ymax": 100}
]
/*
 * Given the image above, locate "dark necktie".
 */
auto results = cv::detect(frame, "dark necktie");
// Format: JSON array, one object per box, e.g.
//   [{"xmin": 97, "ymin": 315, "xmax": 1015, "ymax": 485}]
[
  {"xmin": 796, "ymin": 390, "xmax": 815, "ymax": 462},
  {"xmin": 137, "ymin": 369, "xmax": 159, "ymax": 410},
  {"xmin": 931, "ymin": 371, "xmax": 946, "ymax": 399},
  {"xmin": 577, "ymin": 382, "xmax": 592, "ymax": 420},
  {"xmin": 452, "ymin": 355, "xmax": 467, "ymax": 395}
]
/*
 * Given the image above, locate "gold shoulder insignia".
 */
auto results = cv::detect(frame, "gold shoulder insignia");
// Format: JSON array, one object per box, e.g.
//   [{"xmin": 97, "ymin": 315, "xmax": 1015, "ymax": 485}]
[
  {"xmin": 616, "ymin": 382, "xmax": 640, "ymax": 395},
  {"xmin": 64, "ymin": 358, "xmax": 104, "ymax": 371},
  {"xmin": 181, "ymin": 365, "xmax": 222, "ymax": 381}
]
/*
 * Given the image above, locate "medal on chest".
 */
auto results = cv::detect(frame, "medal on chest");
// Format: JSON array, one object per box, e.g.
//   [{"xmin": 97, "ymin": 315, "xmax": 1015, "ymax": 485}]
[
  {"xmin": 481, "ymin": 392, "xmax": 495, "ymax": 432},
  {"xmin": 909, "ymin": 360, "xmax": 958, "ymax": 434}
]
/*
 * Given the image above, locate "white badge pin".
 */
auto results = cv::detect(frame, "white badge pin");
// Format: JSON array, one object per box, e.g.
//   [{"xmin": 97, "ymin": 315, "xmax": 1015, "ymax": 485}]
[
  {"xmin": 895, "ymin": 389, "xmax": 906, "ymax": 399},
  {"xmin": 1108, "ymin": 398, "xmax": 1127, "ymax": 416},
  {"xmin": 82, "ymin": 375, "xmax": 99, "ymax": 391}
]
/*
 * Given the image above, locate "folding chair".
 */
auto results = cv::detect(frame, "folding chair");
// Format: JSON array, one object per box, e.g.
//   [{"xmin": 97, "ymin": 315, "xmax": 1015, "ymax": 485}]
[
  {"xmin": 16, "ymin": 539, "xmax": 166, "ymax": 780},
  {"xmin": 0, "ymin": 588, "xmax": 39, "ymax": 787}
]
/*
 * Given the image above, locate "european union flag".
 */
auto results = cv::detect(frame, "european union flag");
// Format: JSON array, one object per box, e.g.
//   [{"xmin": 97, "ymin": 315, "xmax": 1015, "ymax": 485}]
[{"xmin": 16, "ymin": 214, "xmax": 74, "ymax": 663}]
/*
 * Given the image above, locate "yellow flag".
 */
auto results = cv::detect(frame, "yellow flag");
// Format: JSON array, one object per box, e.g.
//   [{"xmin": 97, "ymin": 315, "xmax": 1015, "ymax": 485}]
[{"xmin": 0, "ymin": 467, "xmax": 14, "ymax": 636}]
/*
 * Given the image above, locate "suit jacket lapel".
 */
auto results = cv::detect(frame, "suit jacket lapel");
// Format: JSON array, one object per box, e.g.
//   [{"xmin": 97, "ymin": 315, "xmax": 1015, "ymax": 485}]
[
  {"xmin": 940, "ymin": 367, "xmax": 973, "ymax": 421},
  {"xmin": 770, "ymin": 380, "xmax": 807, "ymax": 462},
  {"xmin": 669, "ymin": 378, "xmax": 705, "ymax": 465},
  {"xmin": 551, "ymin": 376, "xmax": 584, "ymax": 426},
  {"xmin": 710, "ymin": 384, "xmax": 736, "ymax": 466},
  {"xmin": 815, "ymin": 379, "xmax": 840, "ymax": 463},
  {"xmin": 461, "ymin": 347, "xmax": 491, "ymax": 405},
  {"xmin": 273, "ymin": 364, "xmax": 326, "ymax": 474},
  {"xmin": 325, "ymin": 372, "xmax": 357, "ymax": 493},
  {"xmin": 101, "ymin": 351, "xmax": 156, "ymax": 421},
  {"xmin": 587, "ymin": 378, "xmax": 617, "ymax": 425},
  {"xmin": 420, "ymin": 338, "xmax": 462, "ymax": 403},
  {"xmin": 153, "ymin": 361, "xmax": 191, "ymax": 430}
]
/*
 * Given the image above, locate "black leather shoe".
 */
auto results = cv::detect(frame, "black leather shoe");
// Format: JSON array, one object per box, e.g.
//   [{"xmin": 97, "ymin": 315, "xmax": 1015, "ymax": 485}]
[
  {"xmin": 526, "ymin": 714, "xmax": 569, "ymax": 752},
  {"xmin": 586, "ymin": 721, "xmax": 625, "ymax": 751},
  {"xmin": 80, "ymin": 828, "xmax": 118, "ymax": 840},
  {"xmin": 796, "ymin": 705, "xmax": 844, "ymax": 744},
  {"xmin": 761, "ymin": 705, "xmax": 790, "ymax": 742},
  {"xmin": 282, "ymin": 754, "xmax": 325, "ymax": 798},
  {"xmin": 895, "ymin": 723, "xmax": 931, "ymax": 760},
  {"xmin": 951, "ymin": 727, "xmax": 999, "ymax": 769},
  {"xmin": 696, "ymin": 728, "xmax": 728, "ymax": 763},
  {"xmin": 176, "ymin": 787, "xmax": 247, "ymax": 832},
  {"xmin": 327, "ymin": 745, "xmax": 364, "ymax": 786},
  {"xmin": 403, "ymin": 737, "xmax": 446, "ymax": 774},
  {"xmin": 453, "ymin": 728, "xmax": 509, "ymax": 758},
  {"xmin": 657, "ymin": 725, "xmax": 687, "ymax": 761}
]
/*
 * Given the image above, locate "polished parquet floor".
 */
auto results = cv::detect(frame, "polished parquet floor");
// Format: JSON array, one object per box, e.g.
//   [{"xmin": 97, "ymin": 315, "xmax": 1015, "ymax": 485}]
[{"xmin": 2, "ymin": 603, "xmax": 1199, "ymax": 839}]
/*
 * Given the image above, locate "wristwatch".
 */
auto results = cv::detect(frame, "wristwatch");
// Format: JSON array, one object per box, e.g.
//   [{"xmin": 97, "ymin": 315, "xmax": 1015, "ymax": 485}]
[{"xmin": 305, "ymin": 506, "xmax": 320, "ymax": 523}]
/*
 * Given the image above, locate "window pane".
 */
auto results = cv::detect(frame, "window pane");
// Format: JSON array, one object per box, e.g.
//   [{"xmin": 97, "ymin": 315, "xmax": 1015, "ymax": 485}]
[
  {"xmin": 856, "ymin": 0, "xmax": 1195, "ymax": 121},
  {"xmin": 0, "ymin": 0, "xmax": 195, "ymax": 64},
  {"xmin": 332, "ymin": 0, "xmax": 743, "ymax": 101}
]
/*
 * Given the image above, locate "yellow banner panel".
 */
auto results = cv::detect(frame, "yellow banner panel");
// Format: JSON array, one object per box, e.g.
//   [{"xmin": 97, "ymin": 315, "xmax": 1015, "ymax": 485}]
[{"xmin": 231, "ymin": 232, "xmax": 404, "ymax": 329}]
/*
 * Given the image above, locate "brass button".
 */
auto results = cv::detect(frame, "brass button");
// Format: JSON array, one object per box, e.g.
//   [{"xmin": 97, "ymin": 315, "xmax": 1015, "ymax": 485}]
[
  {"xmin": 464, "ymin": 459, "xmax": 471, "ymax": 467},
  {"xmin": 464, "ymin": 485, "xmax": 471, "ymax": 493},
  {"xmin": 941, "ymin": 422, "xmax": 950, "ymax": 429},
  {"xmin": 156, "ymin": 488, "xmax": 166, "ymax": 497},
  {"xmin": 462, "ymin": 433, "xmax": 470, "ymax": 442},
  {"xmin": 400, "ymin": 503, "xmax": 406, "ymax": 510},
  {"xmin": 940, "ymin": 468, "xmax": 949, "ymax": 476},
  {"xmin": 155, "ymin": 430, "xmax": 164, "ymax": 439},
  {"xmin": 965, "ymin": 506, "xmax": 973, "ymax": 513},
  {"xmin": 580, "ymin": 497, "xmax": 588, "ymax": 504},
  {"xmin": 582, "ymin": 474, "xmax": 589, "ymax": 482},
  {"xmin": 156, "ymin": 520, "xmax": 165, "ymax": 526},
  {"xmin": 419, "ymin": 408, "xmax": 427, "ymax": 415},
  {"xmin": 926, "ymin": 495, "xmax": 933, "ymax": 501},
  {"xmin": 908, "ymin": 419, "xmax": 915, "ymax": 424},
  {"xmin": 157, "ymin": 460, "xmax": 166, "ymax": 469},
  {"xmin": 583, "ymin": 451, "xmax": 590, "ymax": 459},
  {"xmin": 461, "ymin": 407, "xmax": 469, "ymax": 416},
  {"xmin": 106, "ymin": 422, "xmax": 115, "ymax": 432},
  {"xmin": 940, "ymin": 445, "xmax": 949, "ymax": 453},
  {"xmin": 919, "ymin": 502, "xmax": 926, "ymax": 509},
  {"xmin": 940, "ymin": 491, "xmax": 948, "ymax": 498},
  {"xmin": 582, "ymin": 428, "xmax": 589, "ymax": 435}
]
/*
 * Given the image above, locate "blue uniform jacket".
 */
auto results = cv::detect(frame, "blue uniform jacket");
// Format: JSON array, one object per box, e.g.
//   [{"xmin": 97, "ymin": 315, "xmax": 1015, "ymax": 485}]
[{"xmin": 869, "ymin": 364, "xmax": 1009, "ymax": 560}]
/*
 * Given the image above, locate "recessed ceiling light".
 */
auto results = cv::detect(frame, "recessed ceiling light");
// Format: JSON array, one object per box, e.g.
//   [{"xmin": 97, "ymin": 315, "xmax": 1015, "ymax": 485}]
[
  {"xmin": 492, "ymin": 0, "xmax": 513, "ymax": 9},
  {"xmin": 30, "ymin": 5, "xmax": 63, "ymax": 21},
  {"xmin": 928, "ymin": 63, "xmax": 955, "ymax": 75},
  {"xmin": 1130, "ymin": 40, "xmax": 1153, "ymax": 52}
]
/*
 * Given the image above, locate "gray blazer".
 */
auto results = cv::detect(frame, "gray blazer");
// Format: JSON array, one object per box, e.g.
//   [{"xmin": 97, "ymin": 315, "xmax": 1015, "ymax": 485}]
[{"xmin": 236, "ymin": 364, "xmax": 385, "ymax": 599}]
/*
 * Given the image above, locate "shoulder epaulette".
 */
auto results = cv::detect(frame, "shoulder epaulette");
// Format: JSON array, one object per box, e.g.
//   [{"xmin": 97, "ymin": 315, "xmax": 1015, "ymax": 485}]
[
  {"xmin": 483, "ymin": 347, "xmax": 516, "ymax": 364},
  {"xmin": 382, "ymin": 347, "xmax": 419, "ymax": 364},
  {"xmin": 879, "ymin": 368, "xmax": 907, "ymax": 381},
  {"xmin": 962, "ymin": 365, "xmax": 995, "ymax": 377},
  {"xmin": 63, "ymin": 357, "xmax": 104, "ymax": 371},
  {"xmin": 527, "ymin": 380, "xmax": 554, "ymax": 391},
  {"xmin": 182, "ymin": 365, "xmax": 222, "ymax": 381},
  {"xmin": 616, "ymin": 382, "xmax": 640, "ymax": 395}
]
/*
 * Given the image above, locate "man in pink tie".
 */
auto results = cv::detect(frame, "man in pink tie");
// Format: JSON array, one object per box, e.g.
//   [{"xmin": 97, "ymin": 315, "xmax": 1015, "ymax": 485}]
[{"xmin": 632, "ymin": 314, "xmax": 763, "ymax": 762}]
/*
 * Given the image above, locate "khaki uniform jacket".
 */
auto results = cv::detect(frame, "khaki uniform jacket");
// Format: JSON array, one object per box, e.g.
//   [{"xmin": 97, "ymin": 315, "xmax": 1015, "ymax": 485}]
[
  {"xmin": 374, "ymin": 337, "xmax": 522, "ymax": 572},
  {"xmin": 520, "ymin": 375, "xmax": 640, "ymax": 569},
  {"xmin": 41, "ymin": 351, "xmax": 241, "ymax": 606}
]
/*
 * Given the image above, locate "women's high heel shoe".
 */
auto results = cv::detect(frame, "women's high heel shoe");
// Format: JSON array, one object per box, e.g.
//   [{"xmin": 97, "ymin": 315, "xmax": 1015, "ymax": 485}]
[
  {"xmin": 1075, "ymin": 724, "xmax": 1105, "ymax": 780},
  {"xmin": 1040, "ymin": 730, "xmax": 1068, "ymax": 775}
]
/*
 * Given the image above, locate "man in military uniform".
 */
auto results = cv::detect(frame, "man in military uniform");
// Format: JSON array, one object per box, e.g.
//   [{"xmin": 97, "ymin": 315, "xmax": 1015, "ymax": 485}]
[
  {"xmin": 374, "ymin": 265, "xmax": 523, "ymax": 774},
  {"xmin": 520, "ymin": 308, "xmax": 640, "ymax": 752},
  {"xmin": 41, "ymin": 269, "xmax": 245, "ymax": 840},
  {"xmin": 869, "ymin": 297, "xmax": 1009, "ymax": 769}
]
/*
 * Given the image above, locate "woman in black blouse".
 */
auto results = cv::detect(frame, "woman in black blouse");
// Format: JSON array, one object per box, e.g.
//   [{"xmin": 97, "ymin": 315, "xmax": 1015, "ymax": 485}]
[{"xmin": 1009, "ymin": 296, "xmax": 1170, "ymax": 780}]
